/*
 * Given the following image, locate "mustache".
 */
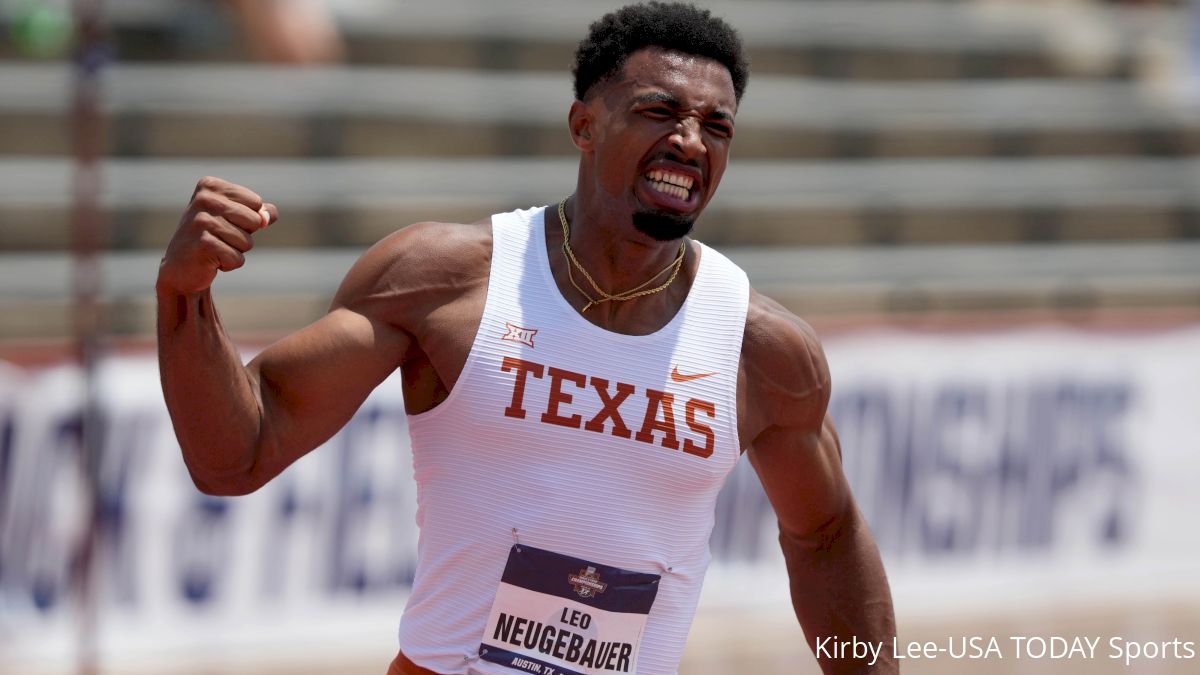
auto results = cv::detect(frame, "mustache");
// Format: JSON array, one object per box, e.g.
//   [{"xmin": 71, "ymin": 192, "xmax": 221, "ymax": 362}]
[{"xmin": 646, "ymin": 154, "xmax": 701, "ymax": 172}]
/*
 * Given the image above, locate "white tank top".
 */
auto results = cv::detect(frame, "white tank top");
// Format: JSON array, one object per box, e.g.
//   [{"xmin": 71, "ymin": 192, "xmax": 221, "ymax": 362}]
[{"xmin": 399, "ymin": 206, "xmax": 749, "ymax": 675}]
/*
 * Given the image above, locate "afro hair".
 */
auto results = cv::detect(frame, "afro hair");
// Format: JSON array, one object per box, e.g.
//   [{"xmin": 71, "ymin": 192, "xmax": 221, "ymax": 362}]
[{"xmin": 572, "ymin": 2, "xmax": 749, "ymax": 103}]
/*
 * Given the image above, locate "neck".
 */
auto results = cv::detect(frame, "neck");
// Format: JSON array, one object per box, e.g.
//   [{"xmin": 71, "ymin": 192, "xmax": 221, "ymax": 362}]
[{"xmin": 560, "ymin": 194, "xmax": 688, "ymax": 292}]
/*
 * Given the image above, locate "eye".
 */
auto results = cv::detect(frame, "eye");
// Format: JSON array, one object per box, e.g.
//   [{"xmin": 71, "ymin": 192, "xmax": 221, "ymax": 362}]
[
  {"xmin": 641, "ymin": 107, "xmax": 673, "ymax": 119},
  {"xmin": 705, "ymin": 121, "xmax": 733, "ymax": 138}
]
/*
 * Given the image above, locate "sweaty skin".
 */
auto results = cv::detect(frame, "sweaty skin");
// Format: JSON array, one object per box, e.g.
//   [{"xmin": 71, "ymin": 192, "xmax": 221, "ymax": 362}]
[{"xmin": 157, "ymin": 47, "xmax": 896, "ymax": 674}]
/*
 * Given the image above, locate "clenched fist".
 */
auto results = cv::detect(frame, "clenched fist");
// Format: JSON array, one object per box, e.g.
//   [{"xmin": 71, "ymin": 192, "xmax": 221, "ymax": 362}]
[{"xmin": 157, "ymin": 176, "xmax": 278, "ymax": 296}]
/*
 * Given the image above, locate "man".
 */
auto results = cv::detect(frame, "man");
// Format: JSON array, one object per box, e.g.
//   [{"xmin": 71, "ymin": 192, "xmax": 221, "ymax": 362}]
[
  {"xmin": 222, "ymin": 0, "xmax": 344, "ymax": 64},
  {"xmin": 157, "ymin": 3, "xmax": 897, "ymax": 673}
]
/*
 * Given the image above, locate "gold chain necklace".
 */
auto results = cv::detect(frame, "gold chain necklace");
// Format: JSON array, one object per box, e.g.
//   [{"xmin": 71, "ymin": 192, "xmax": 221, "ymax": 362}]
[{"xmin": 557, "ymin": 198, "xmax": 687, "ymax": 313}]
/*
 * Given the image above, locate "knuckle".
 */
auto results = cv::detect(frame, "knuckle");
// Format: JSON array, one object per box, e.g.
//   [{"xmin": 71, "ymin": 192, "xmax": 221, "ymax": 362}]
[
  {"xmin": 192, "ymin": 191, "xmax": 222, "ymax": 212},
  {"xmin": 197, "ymin": 175, "xmax": 222, "ymax": 190},
  {"xmin": 196, "ymin": 228, "xmax": 219, "ymax": 246},
  {"xmin": 226, "ymin": 201, "xmax": 257, "ymax": 225},
  {"xmin": 229, "ymin": 232, "xmax": 252, "ymax": 253},
  {"xmin": 201, "ymin": 230, "xmax": 231, "ymax": 254},
  {"xmin": 223, "ymin": 252, "xmax": 246, "ymax": 271},
  {"xmin": 191, "ymin": 211, "xmax": 218, "ymax": 231}
]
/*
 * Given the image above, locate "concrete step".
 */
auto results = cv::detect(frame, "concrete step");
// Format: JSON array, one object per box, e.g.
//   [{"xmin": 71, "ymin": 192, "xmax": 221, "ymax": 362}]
[
  {"xmin": 2, "ymin": 64, "xmax": 1195, "ymax": 159},
  {"xmin": 1, "ymin": 157, "xmax": 1197, "ymax": 250},
  {"xmin": 1, "ymin": 0, "xmax": 1180, "ymax": 80},
  {"xmin": 2, "ymin": 242, "xmax": 1196, "ymax": 339}
]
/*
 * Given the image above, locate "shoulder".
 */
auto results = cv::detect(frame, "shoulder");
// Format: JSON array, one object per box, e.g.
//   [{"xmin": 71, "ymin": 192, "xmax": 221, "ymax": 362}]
[
  {"xmin": 333, "ymin": 219, "xmax": 492, "ymax": 318},
  {"xmin": 741, "ymin": 287, "xmax": 831, "ymax": 432},
  {"xmin": 353, "ymin": 219, "xmax": 491, "ymax": 284}
]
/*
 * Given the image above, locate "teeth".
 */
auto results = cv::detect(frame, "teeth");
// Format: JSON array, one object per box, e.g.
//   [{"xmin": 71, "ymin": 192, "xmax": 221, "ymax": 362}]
[
  {"xmin": 646, "ymin": 170, "xmax": 695, "ymax": 200},
  {"xmin": 647, "ymin": 170, "xmax": 694, "ymax": 190},
  {"xmin": 649, "ymin": 181, "xmax": 689, "ymax": 199}
]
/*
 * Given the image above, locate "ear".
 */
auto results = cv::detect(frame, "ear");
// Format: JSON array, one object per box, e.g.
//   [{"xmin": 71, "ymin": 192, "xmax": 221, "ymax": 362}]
[{"xmin": 568, "ymin": 100, "xmax": 595, "ymax": 152}]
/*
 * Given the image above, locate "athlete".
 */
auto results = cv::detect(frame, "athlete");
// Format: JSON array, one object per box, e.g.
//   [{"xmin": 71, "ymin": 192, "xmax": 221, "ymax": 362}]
[{"xmin": 157, "ymin": 3, "xmax": 897, "ymax": 673}]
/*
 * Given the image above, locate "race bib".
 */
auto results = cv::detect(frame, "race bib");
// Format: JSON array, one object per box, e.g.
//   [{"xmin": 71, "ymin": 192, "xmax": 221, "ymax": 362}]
[{"xmin": 479, "ymin": 545, "xmax": 661, "ymax": 675}]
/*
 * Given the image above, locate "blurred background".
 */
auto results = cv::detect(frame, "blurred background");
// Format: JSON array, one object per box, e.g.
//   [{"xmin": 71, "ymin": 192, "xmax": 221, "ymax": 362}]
[{"xmin": 1, "ymin": 0, "xmax": 1199, "ymax": 673}]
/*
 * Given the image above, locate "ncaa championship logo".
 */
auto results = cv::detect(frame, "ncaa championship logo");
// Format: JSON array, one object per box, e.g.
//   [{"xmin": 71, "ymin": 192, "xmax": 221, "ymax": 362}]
[{"xmin": 568, "ymin": 567, "xmax": 608, "ymax": 599}]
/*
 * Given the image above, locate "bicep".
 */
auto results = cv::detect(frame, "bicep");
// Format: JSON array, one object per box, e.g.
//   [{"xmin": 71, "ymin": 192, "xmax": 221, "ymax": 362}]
[
  {"xmin": 247, "ymin": 223, "xmax": 431, "ymax": 459},
  {"xmin": 748, "ymin": 414, "xmax": 852, "ymax": 541},
  {"xmin": 244, "ymin": 305, "xmax": 409, "ymax": 483},
  {"xmin": 742, "ymin": 295, "xmax": 850, "ymax": 538}
]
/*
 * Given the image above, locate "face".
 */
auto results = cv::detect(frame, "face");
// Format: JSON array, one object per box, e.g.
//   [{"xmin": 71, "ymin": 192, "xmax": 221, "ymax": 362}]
[{"xmin": 572, "ymin": 47, "xmax": 737, "ymax": 241}]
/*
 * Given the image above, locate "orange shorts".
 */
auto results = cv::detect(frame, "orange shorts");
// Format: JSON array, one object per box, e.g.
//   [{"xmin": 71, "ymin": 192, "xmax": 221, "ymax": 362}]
[{"xmin": 386, "ymin": 651, "xmax": 441, "ymax": 675}]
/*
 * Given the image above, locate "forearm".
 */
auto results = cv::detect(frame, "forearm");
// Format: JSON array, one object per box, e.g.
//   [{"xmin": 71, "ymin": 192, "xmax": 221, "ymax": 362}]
[
  {"xmin": 781, "ymin": 506, "xmax": 897, "ymax": 673},
  {"xmin": 157, "ymin": 286, "xmax": 264, "ymax": 495}
]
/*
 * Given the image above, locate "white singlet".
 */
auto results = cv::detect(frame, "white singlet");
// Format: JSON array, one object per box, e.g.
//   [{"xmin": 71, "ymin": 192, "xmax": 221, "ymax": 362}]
[{"xmin": 399, "ymin": 205, "xmax": 750, "ymax": 675}]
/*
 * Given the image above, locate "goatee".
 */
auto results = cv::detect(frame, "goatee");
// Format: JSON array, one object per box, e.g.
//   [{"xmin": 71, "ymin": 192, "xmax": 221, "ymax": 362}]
[{"xmin": 632, "ymin": 210, "xmax": 695, "ymax": 241}]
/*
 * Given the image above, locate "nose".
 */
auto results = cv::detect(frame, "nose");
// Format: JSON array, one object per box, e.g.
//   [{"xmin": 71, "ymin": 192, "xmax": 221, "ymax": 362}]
[{"xmin": 669, "ymin": 117, "xmax": 705, "ymax": 161}]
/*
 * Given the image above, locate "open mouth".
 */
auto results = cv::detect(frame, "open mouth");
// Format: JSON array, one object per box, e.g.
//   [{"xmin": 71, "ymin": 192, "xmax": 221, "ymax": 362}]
[{"xmin": 644, "ymin": 169, "xmax": 694, "ymax": 202}]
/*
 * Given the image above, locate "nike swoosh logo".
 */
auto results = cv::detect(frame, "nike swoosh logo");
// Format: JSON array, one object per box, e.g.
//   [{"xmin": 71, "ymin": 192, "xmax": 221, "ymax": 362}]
[{"xmin": 671, "ymin": 366, "xmax": 718, "ymax": 383}]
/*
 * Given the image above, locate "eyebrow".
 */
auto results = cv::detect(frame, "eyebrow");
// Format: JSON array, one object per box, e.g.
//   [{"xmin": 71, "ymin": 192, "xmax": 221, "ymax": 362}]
[{"xmin": 632, "ymin": 92, "xmax": 735, "ymax": 124}]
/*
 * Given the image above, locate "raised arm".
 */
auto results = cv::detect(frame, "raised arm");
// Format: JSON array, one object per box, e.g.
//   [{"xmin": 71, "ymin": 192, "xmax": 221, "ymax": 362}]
[
  {"xmin": 742, "ymin": 292, "xmax": 897, "ymax": 673},
  {"xmin": 156, "ymin": 176, "xmax": 412, "ymax": 496}
]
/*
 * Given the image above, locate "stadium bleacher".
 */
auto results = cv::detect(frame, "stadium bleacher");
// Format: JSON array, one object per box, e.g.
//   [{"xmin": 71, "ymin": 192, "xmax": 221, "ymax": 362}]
[{"xmin": 0, "ymin": 0, "xmax": 1197, "ymax": 341}]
